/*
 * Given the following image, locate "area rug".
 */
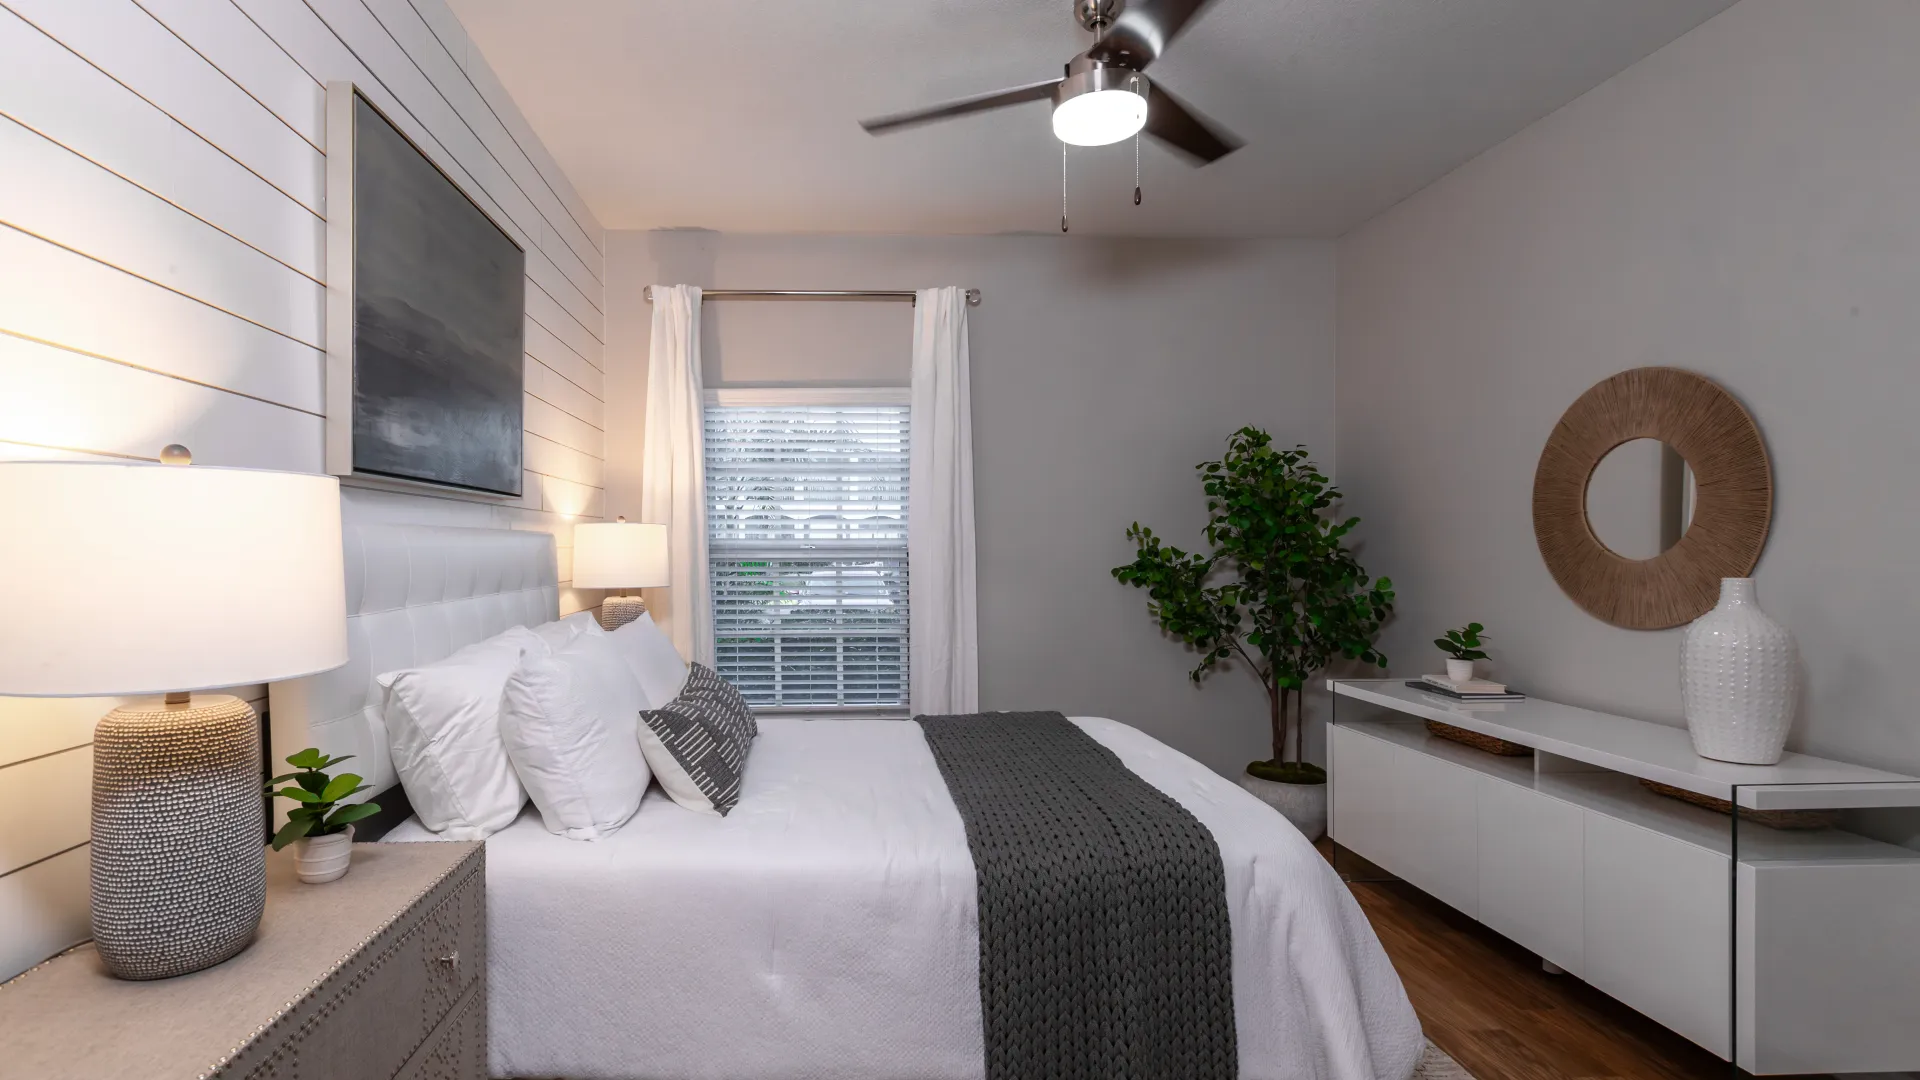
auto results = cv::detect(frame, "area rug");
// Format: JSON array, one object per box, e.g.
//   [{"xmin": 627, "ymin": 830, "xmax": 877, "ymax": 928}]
[{"xmin": 1414, "ymin": 1039, "xmax": 1475, "ymax": 1079}]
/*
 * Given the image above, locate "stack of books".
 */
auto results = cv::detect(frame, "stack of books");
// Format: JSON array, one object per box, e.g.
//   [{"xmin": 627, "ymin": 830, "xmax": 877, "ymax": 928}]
[{"xmin": 1407, "ymin": 674, "xmax": 1527, "ymax": 702}]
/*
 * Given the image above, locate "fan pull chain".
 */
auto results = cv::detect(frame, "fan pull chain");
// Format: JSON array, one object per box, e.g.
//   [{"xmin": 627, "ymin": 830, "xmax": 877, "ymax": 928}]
[
  {"xmin": 1060, "ymin": 143, "xmax": 1069, "ymax": 233},
  {"xmin": 1134, "ymin": 132, "xmax": 1143, "ymax": 206}
]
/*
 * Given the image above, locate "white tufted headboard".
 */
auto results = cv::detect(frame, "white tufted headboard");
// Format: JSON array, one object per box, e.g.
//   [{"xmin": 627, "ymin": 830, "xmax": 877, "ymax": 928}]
[{"xmin": 268, "ymin": 524, "xmax": 558, "ymax": 803}]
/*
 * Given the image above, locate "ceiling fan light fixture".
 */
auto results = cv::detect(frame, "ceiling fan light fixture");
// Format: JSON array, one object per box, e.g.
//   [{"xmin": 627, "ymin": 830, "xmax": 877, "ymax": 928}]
[
  {"xmin": 1052, "ymin": 89, "xmax": 1148, "ymax": 146},
  {"xmin": 1051, "ymin": 68, "xmax": 1148, "ymax": 147},
  {"xmin": 858, "ymin": 3, "xmax": 1242, "ymax": 166}
]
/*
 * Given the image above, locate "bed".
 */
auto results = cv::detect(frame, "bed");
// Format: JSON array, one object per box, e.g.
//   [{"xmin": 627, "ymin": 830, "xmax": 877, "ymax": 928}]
[{"xmin": 272, "ymin": 524, "xmax": 1422, "ymax": 1080}]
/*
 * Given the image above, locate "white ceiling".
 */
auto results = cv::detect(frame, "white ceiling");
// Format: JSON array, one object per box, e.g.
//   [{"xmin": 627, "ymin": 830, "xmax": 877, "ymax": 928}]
[{"xmin": 447, "ymin": 0, "xmax": 1736, "ymax": 237}]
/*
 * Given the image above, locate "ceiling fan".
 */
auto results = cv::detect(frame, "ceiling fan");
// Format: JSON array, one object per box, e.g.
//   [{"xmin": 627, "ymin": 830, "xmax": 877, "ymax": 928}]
[{"xmin": 859, "ymin": 0, "xmax": 1243, "ymax": 165}]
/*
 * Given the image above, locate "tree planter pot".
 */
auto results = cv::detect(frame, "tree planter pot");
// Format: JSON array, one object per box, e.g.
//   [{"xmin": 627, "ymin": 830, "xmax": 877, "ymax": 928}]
[
  {"xmin": 1445, "ymin": 658, "xmax": 1475, "ymax": 683},
  {"xmin": 1237, "ymin": 774, "xmax": 1327, "ymax": 841},
  {"xmin": 294, "ymin": 825, "xmax": 354, "ymax": 884}
]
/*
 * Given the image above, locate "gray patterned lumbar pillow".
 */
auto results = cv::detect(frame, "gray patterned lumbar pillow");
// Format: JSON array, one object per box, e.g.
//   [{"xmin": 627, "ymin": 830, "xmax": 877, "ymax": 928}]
[{"xmin": 637, "ymin": 662, "xmax": 757, "ymax": 816}]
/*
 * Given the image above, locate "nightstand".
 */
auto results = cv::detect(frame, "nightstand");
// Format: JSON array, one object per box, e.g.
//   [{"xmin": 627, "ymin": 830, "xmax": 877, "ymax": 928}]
[{"xmin": 0, "ymin": 840, "xmax": 485, "ymax": 1079}]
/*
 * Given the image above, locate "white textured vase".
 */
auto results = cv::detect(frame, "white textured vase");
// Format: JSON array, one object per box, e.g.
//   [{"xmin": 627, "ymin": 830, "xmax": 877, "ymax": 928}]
[
  {"xmin": 1681, "ymin": 579, "xmax": 1799, "ymax": 765},
  {"xmin": 1237, "ymin": 775, "xmax": 1327, "ymax": 841}
]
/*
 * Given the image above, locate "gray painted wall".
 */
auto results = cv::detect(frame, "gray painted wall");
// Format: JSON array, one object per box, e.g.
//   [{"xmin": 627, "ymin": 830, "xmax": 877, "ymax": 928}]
[
  {"xmin": 606, "ymin": 231, "xmax": 1340, "ymax": 776},
  {"xmin": 1336, "ymin": 0, "xmax": 1920, "ymax": 775}
]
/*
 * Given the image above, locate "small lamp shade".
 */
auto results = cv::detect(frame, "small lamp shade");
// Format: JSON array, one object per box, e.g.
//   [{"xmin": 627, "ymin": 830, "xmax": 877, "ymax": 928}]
[
  {"xmin": 572, "ymin": 521, "xmax": 669, "ymax": 590},
  {"xmin": 0, "ymin": 461, "xmax": 348, "ymax": 696}
]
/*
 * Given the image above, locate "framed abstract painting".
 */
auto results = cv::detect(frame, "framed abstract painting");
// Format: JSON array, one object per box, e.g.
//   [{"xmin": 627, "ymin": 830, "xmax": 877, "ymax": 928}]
[{"xmin": 324, "ymin": 82, "xmax": 525, "ymax": 497}]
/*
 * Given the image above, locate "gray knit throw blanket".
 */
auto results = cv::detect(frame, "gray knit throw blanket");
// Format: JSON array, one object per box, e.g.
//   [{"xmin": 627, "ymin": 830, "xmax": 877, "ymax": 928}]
[{"xmin": 916, "ymin": 711, "xmax": 1237, "ymax": 1080}]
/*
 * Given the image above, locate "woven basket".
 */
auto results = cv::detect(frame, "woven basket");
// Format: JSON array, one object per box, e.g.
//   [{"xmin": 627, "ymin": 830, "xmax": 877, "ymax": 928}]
[
  {"xmin": 1639, "ymin": 779, "xmax": 1842, "ymax": 831},
  {"xmin": 1424, "ymin": 720, "xmax": 1532, "ymax": 757}
]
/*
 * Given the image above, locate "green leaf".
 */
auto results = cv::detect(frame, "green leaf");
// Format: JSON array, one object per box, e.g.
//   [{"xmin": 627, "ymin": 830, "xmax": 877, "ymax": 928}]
[
  {"xmin": 326, "ymin": 802, "xmax": 382, "ymax": 828},
  {"xmin": 320, "ymin": 773, "xmax": 364, "ymax": 803},
  {"xmin": 286, "ymin": 747, "xmax": 325, "ymax": 768},
  {"xmin": 274, "ymin": 786, "xmax": 320, "ymax": 803},
  {"xmin": 271, "ymin": 815, "xmax": 314, "ymax": 852}
]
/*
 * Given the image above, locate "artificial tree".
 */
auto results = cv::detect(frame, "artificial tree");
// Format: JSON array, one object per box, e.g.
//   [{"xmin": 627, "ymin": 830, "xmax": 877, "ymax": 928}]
[{"xmin": 1113, "ymin": 428, "xmax": 1395, "ymax": 784}]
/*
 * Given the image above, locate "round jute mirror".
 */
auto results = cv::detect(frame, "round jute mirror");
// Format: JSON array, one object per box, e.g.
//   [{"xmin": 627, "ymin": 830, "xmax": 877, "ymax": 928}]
[{"xmin": 1533, "ymin": 368, "xmax": 1772, "ymax": 629}]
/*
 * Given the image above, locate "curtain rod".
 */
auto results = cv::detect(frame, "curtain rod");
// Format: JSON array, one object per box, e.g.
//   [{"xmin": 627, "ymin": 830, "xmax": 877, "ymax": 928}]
[{"xmin": 642, "ymin": 286, "xmax": 981, "ymax": 307}]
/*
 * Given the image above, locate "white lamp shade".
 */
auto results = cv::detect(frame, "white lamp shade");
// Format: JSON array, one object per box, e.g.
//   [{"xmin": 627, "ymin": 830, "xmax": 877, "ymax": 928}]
[
  {"xmin": 0, "ymin": 462, "xmax": 348, "ymax": 696},
  {"xmin": 572, "ymin": 521, "xmax": 669, "ymax": 589}
]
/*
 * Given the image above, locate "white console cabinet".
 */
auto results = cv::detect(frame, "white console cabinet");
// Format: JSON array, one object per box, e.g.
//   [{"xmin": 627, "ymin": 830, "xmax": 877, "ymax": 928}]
[{"xmin": 1329, "ymin": 679, "xmax": 1920, "ymax": 1075}]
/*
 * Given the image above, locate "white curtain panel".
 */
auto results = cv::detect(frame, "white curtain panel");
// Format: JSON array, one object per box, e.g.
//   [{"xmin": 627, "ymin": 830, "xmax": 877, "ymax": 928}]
[
  {"xmin": 640, "ymin": 285, "xmax": 715, "ymax": 666},
  {"xmin": 908, "ymin": 287, "xmax": 980, "ymax": 715}
]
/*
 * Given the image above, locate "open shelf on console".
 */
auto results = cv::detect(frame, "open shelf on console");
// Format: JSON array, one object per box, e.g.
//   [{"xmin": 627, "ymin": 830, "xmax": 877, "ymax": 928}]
[
  {"xmin": 1336, "ymin": 706, "xmax": 1920, "ymax": 865},
  {"xmin": 1330, "ymin": 678, "xmax": 1920, "ymax": 801}
]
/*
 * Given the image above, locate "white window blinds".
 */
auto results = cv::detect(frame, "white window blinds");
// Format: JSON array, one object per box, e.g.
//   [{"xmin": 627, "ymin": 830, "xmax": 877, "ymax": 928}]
[{"xmin": 704, "ymin": 401, "xmax": 910, "ymax": 709}]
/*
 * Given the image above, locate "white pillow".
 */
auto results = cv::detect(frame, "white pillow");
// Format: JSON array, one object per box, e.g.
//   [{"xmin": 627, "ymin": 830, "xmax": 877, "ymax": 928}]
[
  {"xmin": 377, "ymin": 627, "xmax": 536, "ymax": 840},
  {"xmin": 500, "ymin": 631, "xmax": 652, "ymax": 839},
  {"xmin": 608, "ymin": 613, "xmax": 690, "ymax": 705},
  {"xmin": 529, "ymin": 610, "xmax": 602, "ymax": 654}
]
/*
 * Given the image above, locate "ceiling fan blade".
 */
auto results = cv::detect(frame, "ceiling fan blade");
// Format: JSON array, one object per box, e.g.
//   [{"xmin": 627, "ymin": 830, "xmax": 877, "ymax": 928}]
[
  {"xmin": 1089, "ymin": 0, "xmax": 1220, "ymax": 68},
  {"xmin": 860, "ymin": 78, "xmax": 1065, "ymax": 135},
  {"xmin": 1144, "ymin": 83, "xmax": 1242, "ymax": 164}
]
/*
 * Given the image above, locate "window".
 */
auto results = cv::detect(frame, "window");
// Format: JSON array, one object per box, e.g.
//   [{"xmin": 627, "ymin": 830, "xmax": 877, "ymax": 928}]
[{"xmin": 704, "ymin": 391, "xmax": 909, "ymax": 710}]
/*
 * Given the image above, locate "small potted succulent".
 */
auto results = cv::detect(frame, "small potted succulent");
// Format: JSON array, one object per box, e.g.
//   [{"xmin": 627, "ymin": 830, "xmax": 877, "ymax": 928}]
[
  {"xmin": 266, "ymin": 748, "xmax": 381, "ymax": 884},
  {"xmin": 1435, "ymin": 623, "xmax": 1489, "ymax": 683}
]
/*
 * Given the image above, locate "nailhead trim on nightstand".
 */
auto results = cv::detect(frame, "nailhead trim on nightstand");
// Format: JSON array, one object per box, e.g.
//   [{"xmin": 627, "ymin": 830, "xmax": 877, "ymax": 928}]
[
  {"xmin": 211, "ymin": 843, "xmax": 485, "ymax": 1080},
  {"xmin": 0, "ymin": 842, "xmax": 485, "ymax": 1080}
]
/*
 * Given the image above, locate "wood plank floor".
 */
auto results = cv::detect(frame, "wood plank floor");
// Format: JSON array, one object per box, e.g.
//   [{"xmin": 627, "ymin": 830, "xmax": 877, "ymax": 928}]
[{"xmin": 1318, "ymin": 841, "xmax": 1830, "ymax": 1080}]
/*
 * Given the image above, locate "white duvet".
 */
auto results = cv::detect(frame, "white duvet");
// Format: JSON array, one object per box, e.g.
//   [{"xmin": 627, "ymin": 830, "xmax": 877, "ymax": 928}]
[{"xmin": 388, "ymin": 716, "xmax": 1421, "ymax": 1080}]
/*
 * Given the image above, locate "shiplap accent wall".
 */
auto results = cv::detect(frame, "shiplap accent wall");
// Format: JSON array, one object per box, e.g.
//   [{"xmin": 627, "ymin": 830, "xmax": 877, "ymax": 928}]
[{"xmin": 0, "ymin": 0, "xmax": 606, "ymax": 981}]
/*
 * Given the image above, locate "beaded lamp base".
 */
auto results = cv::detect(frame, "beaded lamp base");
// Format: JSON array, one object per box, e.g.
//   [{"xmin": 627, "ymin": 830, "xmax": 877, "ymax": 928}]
[
  {"xmin": 599, "ymin": 593, "xmax": 649, "ymax": 630},
  {"xmin": 90, "ymin": 694, "xmax": 266, "ymax": 980}
]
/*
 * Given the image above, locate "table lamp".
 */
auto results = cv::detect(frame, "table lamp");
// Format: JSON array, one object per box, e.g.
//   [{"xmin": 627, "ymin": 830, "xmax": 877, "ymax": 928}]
[
  {"xmin": 572, "ymin": 517, "xmax": 669, "ymax": 629},
  {"xmin": 0, "ymin": 449, "xmax": 347, "ymax": 980}
]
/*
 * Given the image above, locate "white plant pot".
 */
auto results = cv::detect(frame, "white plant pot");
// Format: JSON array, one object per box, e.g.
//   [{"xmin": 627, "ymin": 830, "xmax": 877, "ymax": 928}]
[
  {"xmin": 1237, "ymin": 774, "xmax": 1327, "ymax": 841},
  {"xmin": 1445, "ymin": 658, "xmax": 1476, "ymax": 683},
  {"xmin": 1681, "ymin": 578, "xmax": 1799, "ymax": 765},
  {"xmin": 294, "ymin": 825, "xmax": 354, "ymax": 884}
]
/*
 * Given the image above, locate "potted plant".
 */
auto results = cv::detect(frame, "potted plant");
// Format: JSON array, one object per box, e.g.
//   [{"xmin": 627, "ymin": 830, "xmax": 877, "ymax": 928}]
[
  {"xmin": 1113, "ymin": 428, "xmax": 1394, "ymax": 840},
  {"xmin": 1435, "ymin": 623, "xmax": 1489, "ymax": 683},
  {"xmin": 266, "ymin": 748, "xmax": 381, "ymax": 884}
]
